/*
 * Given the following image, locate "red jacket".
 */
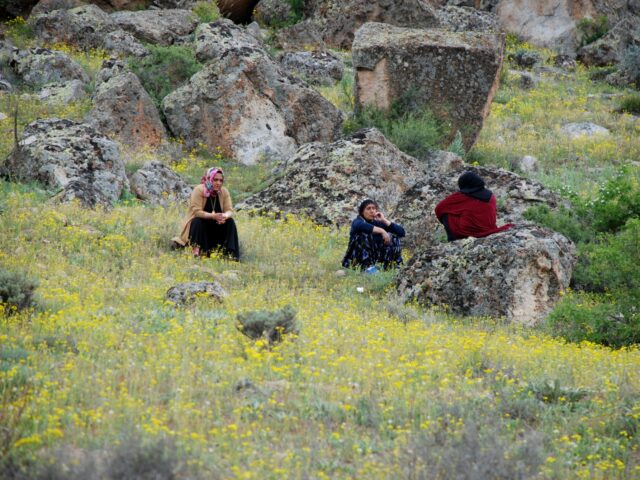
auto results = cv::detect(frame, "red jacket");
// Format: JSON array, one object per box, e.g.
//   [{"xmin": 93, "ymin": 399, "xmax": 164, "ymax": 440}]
[{"xmin": 435, "ymin": 192, "xmax": 513, "ymax": 240}]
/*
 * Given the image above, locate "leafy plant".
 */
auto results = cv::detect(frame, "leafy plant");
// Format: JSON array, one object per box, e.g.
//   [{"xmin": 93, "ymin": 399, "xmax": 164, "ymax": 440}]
[
  {"xmin": 577, "ymin": 15, "xmax": 609, "ymax": 47},
  {"xmin": 617, "ymin": 93, "xmax": 640, "ymax": 115},
  {"xmin": 192, "ymin": 1, "xmax": 220, "ymax": 23},
  {"xmin": 0, "ymin": 267, "xmax": 37, "ymax": 315},
  {"xmin": 527, "ymin": 379, "xmax": 589, "ymax": 405},
  {"xmin": 236, "ymin": 304, "xmax": 298, "ymax": 344},
  {"xmin": 128, "ymin": 44, "xmax": 201, "ymax": 113}
]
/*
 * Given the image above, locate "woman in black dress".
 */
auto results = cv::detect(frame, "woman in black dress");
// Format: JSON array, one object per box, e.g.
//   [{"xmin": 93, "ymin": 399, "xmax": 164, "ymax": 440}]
[{"xmin": 172, "ymin": 167, "xmax": 240, "ymax": 259}]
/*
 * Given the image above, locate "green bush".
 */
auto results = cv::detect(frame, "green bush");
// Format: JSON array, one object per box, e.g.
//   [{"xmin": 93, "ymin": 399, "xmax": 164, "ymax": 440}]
[
  {"xmin": 523, "ymin": 204, "xmax": 593, "ymax": 243},
  {"xmin": 128, "ymin": 44, "xmax": 201, "ymax": 113},
  {"xmin": 617, "ymin": 94, "xmax": 640, "ymax": 115},
  {"xmin": 344, "ymin": 94, "xmax": 444, "ymax": 159},
  {"xmin": 546, "ymin": 290, "xmax": 640, "ymax": 348},
  {"xmin": 0, "ymin": 268, "xmax": 37, "ymax": 315},
  {"xmin": 192, "ymin": 1, "xmax": 220, "ymax": 23},
  {"xmin": 577, "ymin": 15, "xmax": 609, "ymax": 47},
  {"xmin": 236, "ymin": 304, "xmax": 298, "ymax": 344}
]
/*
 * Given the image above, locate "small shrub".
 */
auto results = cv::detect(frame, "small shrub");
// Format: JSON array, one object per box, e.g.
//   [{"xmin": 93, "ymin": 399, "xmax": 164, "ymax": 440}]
[
  {"xmin": 523, "ymin": 204, "xmax": 593, "ymax": 243},
  {"xmin": 192, "ymin": 1, "xmax": 220, "ymax": 23},
  {"xmin": 236, "ymin": 304, "xmax": 298, "ymax": 344},
  {"xmin": 577, "ymin": 15, "xmax": 609, "ymax": 47},
  {"xmin": 3, "ymin": 17, "xmax": 34, "ymax": 49},
  {"xmin": 0, "ymin": 268, "xmax": 37, "ymax": 315},
  {"xmin": 526, "ymin": 379, "xmax": 589, "ymax": 405},
  {"xmin": 617, "ymin": 93, "xmax": 640, "ymax": 115},
  {"xmin": 509, "ymin": 49, "xmax": 541, "ymax": 69},
  {"xmin": 621, "ymin": 44, "xmax": 640, "ymax": 88},
  {"xmin": 128, "ymin": 44, "xmax": 201, "ymax": 112}
]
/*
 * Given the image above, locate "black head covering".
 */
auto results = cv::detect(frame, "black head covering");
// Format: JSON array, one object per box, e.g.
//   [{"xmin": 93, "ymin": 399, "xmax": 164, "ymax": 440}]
[
  {"xmin": 457, "ymin": 171, "xmax": 492, "ymax": 202},
  {"xmin": 358, "ymin": 199, "xmax": 378, "ymax": 217}
]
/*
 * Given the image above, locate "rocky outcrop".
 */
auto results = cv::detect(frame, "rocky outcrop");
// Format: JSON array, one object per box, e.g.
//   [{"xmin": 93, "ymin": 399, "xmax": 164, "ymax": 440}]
[
  {"xmin": 165, "ymin": 281, "xmax": 227, "ymax": 306},
  {"xmin": 164, "ymin": 21, "xmax": 343, "ymax": 164},
  {"xmin": 273, "ymin": 21, "xmax": 327, "ymax": 51},
  {"xmin": 393, "ymin": 164, "xmax": 563, "ymax": 248},
  {"xmin": 102, "ymin": 29, "xmax": 150, "ymax": 57},
  {"xmin": 1, "ymin": 119, "xmax": 128, "ymax": 207},
  {"xmin": 38, "ymin": 80, "xmax": 87, "ymax": 105},
  {"xmin": 86, "ymin": 61, "xmax": 167, "ymax": 148},
  {"xmin": 278, "ymin": 50, "xmax": 344, "ymax": 85},
  {"xmin": 194, "ymin": 19, "xmax": 266, "ymax": 63},
  {"xmin": 11, "ymin": 47, "xmax": 89, "ymax": 88},
  {"xmin": 254, "ymin": 0, "xmax": 292, "ymax": 27},
  {"xmin": 30, "ymin": 0, "xmax": 85, "ymax": 16},
  {"xmin": 110, "ymin": 8, "xmax": 198, "ymax": 46},
  {"xmin": 352, "ymin": 22, "xmax": 504, "ymax": 151},
  {"xmin": 237, "ymin": 128, "xmax": 428, "ymax": 225},
  {"xmin": 129, "ymin": 161, "xmax": 191, "ymax": 205},
  {"xmin": 397, "ymin": 226, "xmax": 576, "ymax": 325},
  {"xmin": 435, "ymin": 5, "xmax": 499, "ymax": 32},
  {"xmin": 299, "ymin": 0, "xmax": 440, "ymax": 49},
  {"xmin": 577, "ymin": 17, "xmax": 640, "ymax": 67}
]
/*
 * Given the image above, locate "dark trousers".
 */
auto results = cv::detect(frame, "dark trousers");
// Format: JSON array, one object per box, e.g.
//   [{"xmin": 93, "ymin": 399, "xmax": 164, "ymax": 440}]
[
  {"xmin": 189, "ymin": 217, "xmax": 240, "ymax": 260},
  {"xmin": 341, "ymin": 232, "xmax": 403, "ymax": 270}
]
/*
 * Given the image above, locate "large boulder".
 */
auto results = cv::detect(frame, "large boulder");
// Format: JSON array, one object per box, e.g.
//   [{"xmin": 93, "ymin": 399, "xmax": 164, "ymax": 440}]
[
  {"xmin": 392, "ymin": 164, "xmax": 564, "ymax": 248},
  {"xmin": 352, "ymin": 22, "xmax": 504, "ymax": 151},
  {"xmin": 110, "ymin": 8, "xmax": 198, "ymax": 46},
  {"xmin": 577, "ymin": 17, "xmax": 640, "ymax": 67},
  {"xmin": 129, "ymin": 161, "xmax": 191, "ymax": 205},
  {"xmin": 299, "ymin": 0, "xmax": 440, "ymax": 49},
  {"xmin": 164, "ymin": 21, "xmax": 343, "ymax": 164},
  {"xmin": 30, "ymin": 4, "xmax": 117, "ymax": 49},
  {"xmin": 435, "ymin": 5, "xmax": 500, "ymax": 32},
  {"xmin": 397, "ymin": 226, "xmax": 576, "ymax": 325},
  {"xmin": 1, "ymin": 119, "xmax": 128, "ymax": 207},
  {"xmin": 194, "ymin": 19, "xmax": 266, "ymax": 64},
  {"xmin": 101, "ymin": 29, "xmax": 150, "ymax": 58},
  {"xmin": 86, "ymin": 61, "xmax": 167, "ymax": 148},
  {"xmin": 237, "ymin": 128, "xmax": 428, "ymax": 225},
  {"xmin": 11, "ymin": 47, "xmax": 89, "ymax": 88},
  {"xmin": 165, "ymin": 281, "xmax": 227, "ymax": 306},
  {"xmin": 38, "ymin": 80, "xmax": 87, "ymax": 105},
  {"xmin": 30, "ymin": 0, "xmax": 85, "ymax": 16},
  {"xmin": 254, "ymin": 0, "xmax": 292, "ymax": 27},
  {"xmin": 278, "ymin": 50, "xmax": 345, "ymax": 86}
]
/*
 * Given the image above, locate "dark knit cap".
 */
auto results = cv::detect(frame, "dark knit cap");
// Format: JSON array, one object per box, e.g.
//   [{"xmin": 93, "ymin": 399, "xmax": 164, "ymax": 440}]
[{"xmin": 458, "ymin": 171, "xmax": 485, "ymax": 194}]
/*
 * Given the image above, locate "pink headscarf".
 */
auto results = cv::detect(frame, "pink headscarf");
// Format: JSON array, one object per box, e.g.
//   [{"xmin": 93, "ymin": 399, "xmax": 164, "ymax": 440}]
[{"xmin": 201, "ymin": 167, "xmax": 224, "ymax": 197}]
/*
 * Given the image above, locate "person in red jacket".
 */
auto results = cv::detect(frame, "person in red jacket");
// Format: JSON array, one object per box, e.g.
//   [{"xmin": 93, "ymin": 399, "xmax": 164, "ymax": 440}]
[{"xmin": 434, "ymin": 171, "xmax": 514, "ymax": 241}]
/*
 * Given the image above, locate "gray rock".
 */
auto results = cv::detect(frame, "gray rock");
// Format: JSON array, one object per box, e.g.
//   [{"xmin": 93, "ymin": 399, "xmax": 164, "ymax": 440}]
[
  {"xmin": 111, "ymin": 9, "xmax": 198, "ymax": 46},
  {"xmin": 38, "ymin": 80, "xmax": 87, "ymax": 105},
  {"xmin": 1, "ymin": 118, "xmax": 128, "ymax": 208},
  {"xmin": 517, "ymin": 71, "xmax": 540, "ymax": 89},
  {"xmin": 129, "ymin": 161, "xmax": 191, "ymax": 205},
  {"xmin": 194, "ymin": 18, "xmax": 265, "ymax": 64},
  {"xmin": 273, "ymin": 20, "xmax": 327, "ymax": 51},
  {"xmin": 86, "ymin": 63, "xmax": 167, "ymax": 148},
  {"xmin": 12, "ymin": 48, "xmax": 89, "ymax": 88},
  {"xmin": 435, "ymin": 5, "xmax": 500, "ymax": 32},
  {"xmin": 577, "ymin": 17, "xmax": 640, "ymax": 67},
  {"xmin": 245, "ymin": 21, "xmax": 266, "ymax": 42},
  {"xmin": 560, "ymin": 122, "xmax": 610, "ymax": 139},
  {"xmin": 278, "ymin": 50, "xmax": 344, "ymax": 85},
  {"xmin": 301, "ymin": 0, "xmax": 440, "ymax": 49},
  {"xmin": 102, "ymin": 29, "xmax": 150, "ymax": 58},
  {"xmin": 30, "ymin": 0, "xmax": 84, "ymax": 16},
  {"xmin": 30, "ymin": 4, "xmax": 117, "ymax": 50},
  {"xmin": 513, "ymin": 155, "xmax": 538, "ymax": 174},
  {"xmin": 352, "ymin": 22, "xmax": 505, "ymax": 151},
  {"xmin": 254, "ymin": 0, "xmax": 292, "ymax": 27},
  {"xmin": 237, "ymin": 128, "xmax": 428, "ymax": 226},
  {"xmin": 163, "ymin": 43, "xmax": 343, "ymax": 164},
  {"xmin": 397, "ymin": 225, "xmax": 576, "ymax": 325},
  {"xmin": 165, "ymin": 281, "xmax": 227, "ymax": 306}
]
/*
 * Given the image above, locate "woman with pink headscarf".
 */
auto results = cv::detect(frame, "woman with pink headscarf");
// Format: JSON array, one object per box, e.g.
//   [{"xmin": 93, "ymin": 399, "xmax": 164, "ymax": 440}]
[{"xmin": 172, "ymin": 167, "xmax": 239, "ymax": 259}]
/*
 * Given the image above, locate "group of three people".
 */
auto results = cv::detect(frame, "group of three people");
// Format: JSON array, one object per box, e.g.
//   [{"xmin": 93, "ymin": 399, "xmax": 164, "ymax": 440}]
[{"xmin": 173, "ymin": 168, "xmax": 513, "ymax": 269}]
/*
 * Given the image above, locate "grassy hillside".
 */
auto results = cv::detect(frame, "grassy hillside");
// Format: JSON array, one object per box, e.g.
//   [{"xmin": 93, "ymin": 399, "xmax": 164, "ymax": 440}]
[{"xmin": 1, "ymin": 16, "xmax": 640, "ymax": 480}]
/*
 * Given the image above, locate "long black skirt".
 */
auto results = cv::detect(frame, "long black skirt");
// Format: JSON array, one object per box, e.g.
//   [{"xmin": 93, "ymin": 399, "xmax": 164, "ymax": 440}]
[
  {"xmin": 189, "ymin": 217, "xmax": 240, "ymax": 260},
  {"xmin": 341, "ymin": 232, "xmax": 403, "ymax": 270}
]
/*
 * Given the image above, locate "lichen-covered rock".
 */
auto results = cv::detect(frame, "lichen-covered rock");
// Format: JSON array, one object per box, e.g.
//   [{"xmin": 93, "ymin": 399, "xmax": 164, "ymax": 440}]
[
  {"xmin": 435, "ymin": 5, "xmax": 500, "ymax": 32},
  {"xmin": 397, "ymin": 226, "xmax": 576, "ymax": 325},
  {"xmin": 392, "ymin": 165, "xmax": 564, "ymax": 249},
  {"xmin": 237, "ymin": 128, "xmax": 427, "ymax": 225},
  {"xmin": 86, "ymin": 62, "xmax": 167, "ymax": 148},
  {"xmin": 560, "ymin": 122, "xmax": 610, "ymax": 139},
  {"xmin": 577, "ymin": 17, "xmax": 640, "ymax": 67},
  {"xmin": 30, "ymin": 4, "xmax": 117, "ymax": 49},
  {"xmin": 163, "ymin": 43, "xmax": 343, "ymax": 164},
  {"xmin": 352, "ymin": 22, "xmax": 504, "ymax": 151},
  {"xmin": 38, "ymin": 80, "xmax": 87, "ymax": 105},
  {"xmin": 273, "ymin": 21, "xmax": 327, "ymax": 51},
  {"xmin": 194, "ymin": 19, "xmax": 266, "ymax": 64},
  {"xmin": 165, "ymin": 281, "xmax": 227, "ymax": 306},
  {"xmin": 253, "ymin": 0, "xmax": 292, "ymax": 27},
  {"xmin": 11, "ymin": 47, "xmax": 89, "ymax": 88},
  {"xmin": 129, "ymin": 161, "xmax": 191, "ymax": 205},
  {"xmin": 301, "ymin": 0, "xmax": 440, "ymax": 49},
  {"xmin": 101, "ymin": 29, "xmax": 150, "ymax": 58},
  {"xmin": 30, "ymin": 0, "xmax": 85, "ymax": 16},
  {"xmin": 110, "ymin": 8, "xmax": 198, "ymax": 46},
  {"xmin": 1, "ymin": 119, "xmax": 128, "ymax": 207},
  {"xmin": 278, "ymin": 50, "xmax": 344, "ymax": 85}
]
